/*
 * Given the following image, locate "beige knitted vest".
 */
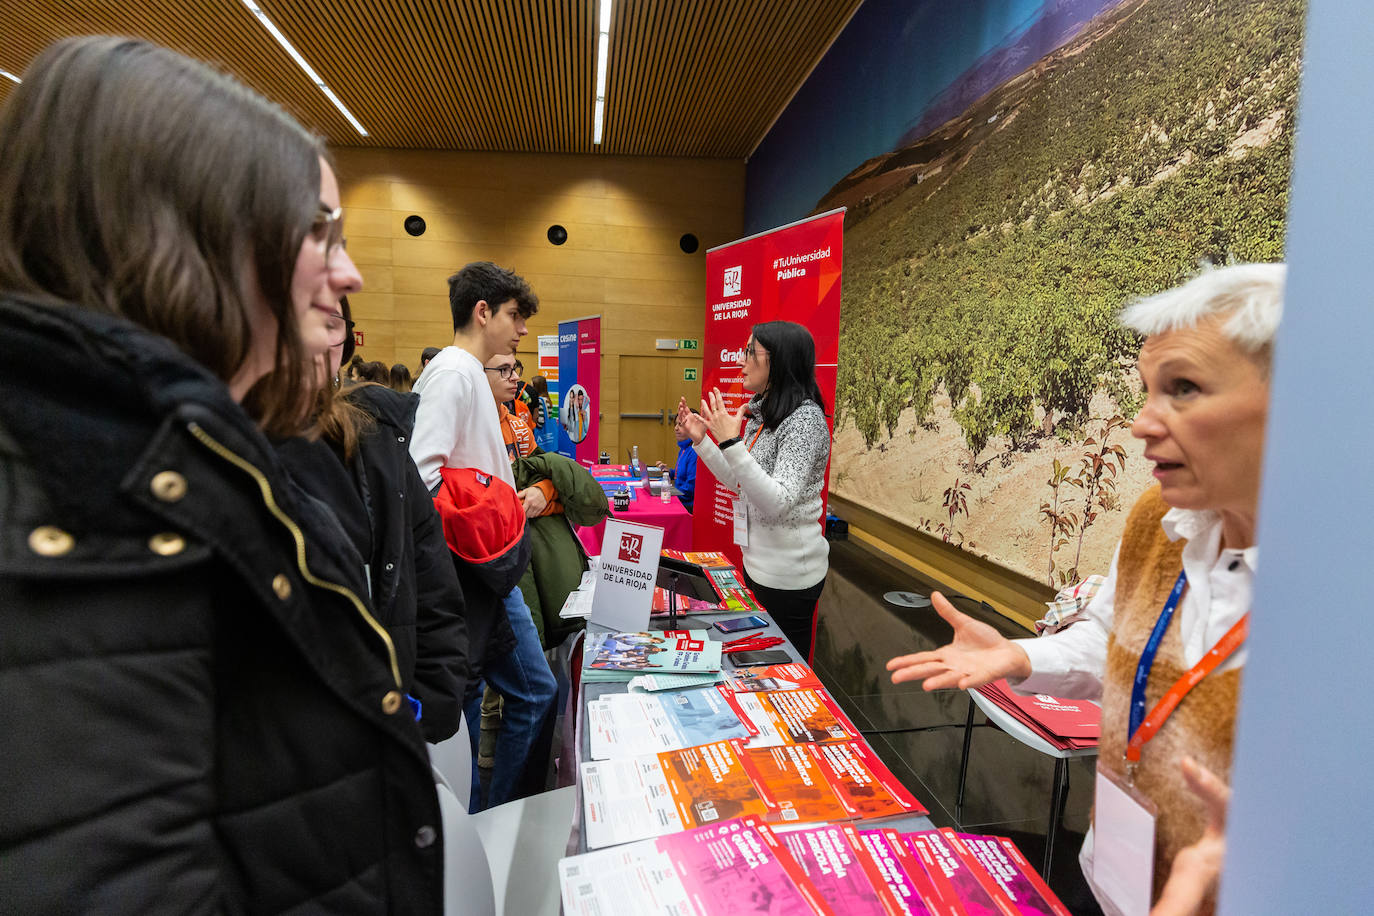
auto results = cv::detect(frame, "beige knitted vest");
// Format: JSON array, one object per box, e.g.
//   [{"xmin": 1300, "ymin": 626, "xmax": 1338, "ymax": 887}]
[{"xmin": 1098, "ymin": 486, "xmax": 1242, "ymax": 914}]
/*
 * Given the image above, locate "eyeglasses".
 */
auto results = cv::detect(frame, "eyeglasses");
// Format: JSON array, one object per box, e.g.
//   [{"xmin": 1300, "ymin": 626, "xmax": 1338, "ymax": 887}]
[
  {"xmin": 310, "ymin": 206, "xmax": 346, "ymax": 256},
  {"xmin": 484, "ymin": 365, "xmax": 518, "ymax": 379},
  {"xmin": 744, "ymin": 344, "xmax": 759, "ymax": 360},
  {"xmin": 325, "ymin": 310, "xmax": 355, "ymax": 347}
]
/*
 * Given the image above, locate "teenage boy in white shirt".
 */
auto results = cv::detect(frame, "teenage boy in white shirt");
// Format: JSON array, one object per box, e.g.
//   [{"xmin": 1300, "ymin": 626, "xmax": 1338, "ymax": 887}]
[{"xmin": 409, "ymin": 260, "xmax": 557, "ymax": 811}]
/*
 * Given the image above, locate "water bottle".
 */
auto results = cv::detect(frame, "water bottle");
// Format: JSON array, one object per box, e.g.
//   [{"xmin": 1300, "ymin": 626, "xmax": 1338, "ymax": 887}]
[{"xmin": 631, "ymin": 445, "xmax": 640, "ymax": 477}]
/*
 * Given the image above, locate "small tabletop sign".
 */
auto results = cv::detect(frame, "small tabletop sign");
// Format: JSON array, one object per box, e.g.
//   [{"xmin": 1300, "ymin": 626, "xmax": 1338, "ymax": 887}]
[{"xmin": 590, "ymin": 519, "xmax": 666, "ymax": 632}]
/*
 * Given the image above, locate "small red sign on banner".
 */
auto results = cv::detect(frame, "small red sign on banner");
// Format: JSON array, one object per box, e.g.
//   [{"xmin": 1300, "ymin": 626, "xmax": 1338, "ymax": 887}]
[{"xmin": 353, "ymin": 330, "xmax": 364, "ymax": 347}]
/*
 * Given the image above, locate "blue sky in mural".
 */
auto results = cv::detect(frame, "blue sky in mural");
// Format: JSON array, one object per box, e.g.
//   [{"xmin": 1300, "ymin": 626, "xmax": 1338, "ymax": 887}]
[{"xmin": 745, "ymin": 0, "xmax": 1062, "ymax": 233}]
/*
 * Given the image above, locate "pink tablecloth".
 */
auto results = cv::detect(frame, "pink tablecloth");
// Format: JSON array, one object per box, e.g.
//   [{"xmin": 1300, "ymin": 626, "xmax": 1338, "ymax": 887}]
[{"xmin": 577, "ymin": 486, "xmax": 693, "ymax": 556}]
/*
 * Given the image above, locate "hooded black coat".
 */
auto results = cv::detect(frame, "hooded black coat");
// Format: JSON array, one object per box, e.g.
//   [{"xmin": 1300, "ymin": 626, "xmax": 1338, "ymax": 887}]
[{"xmin": 0, "ymin": 295, "xmax": 444, "ymax": 913}]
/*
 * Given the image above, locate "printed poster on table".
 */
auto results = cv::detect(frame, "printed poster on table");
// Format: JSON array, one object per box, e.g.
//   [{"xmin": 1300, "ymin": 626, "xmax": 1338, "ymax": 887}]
[
  {"xmin": 536, "ymin": 333, "xmax": 560, "ymax": 453},
  {"xmin": 558, "ymin": 816, "xmax": 826, "ymax": 916},
  {"xmin": 586, "ymin": 685, "xmax": 753, "ymax": 760},
  {"xmin": 780, "ymin": 825, "xmax": 892, "ymax": 916},
  {"xmin": 695, "ymin": 209, "xmax": 843, "ymax": 561},
  {"xmin": 556, "ymin": 315, "xmax": 600, "ymax": 467}
]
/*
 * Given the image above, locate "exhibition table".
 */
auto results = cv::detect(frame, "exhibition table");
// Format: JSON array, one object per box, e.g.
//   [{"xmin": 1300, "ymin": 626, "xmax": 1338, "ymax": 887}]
[
  {"xmin": 565, "ymin": 608, "xmax": 936, "ymax": 857},
  {"xmin": 575, "ymin": 482, "xmax": 693, "ymax": 555}
]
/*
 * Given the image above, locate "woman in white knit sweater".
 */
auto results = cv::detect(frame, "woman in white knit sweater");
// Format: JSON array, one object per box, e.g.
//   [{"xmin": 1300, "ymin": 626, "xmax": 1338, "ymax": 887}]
[{"xmin": 676, "ymin": 320, "xmax": 832, "ymax": 658}]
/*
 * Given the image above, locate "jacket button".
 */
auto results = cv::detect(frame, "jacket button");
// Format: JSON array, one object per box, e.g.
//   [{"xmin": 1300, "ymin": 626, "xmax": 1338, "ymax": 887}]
[
  {"xmin": 381, "ymin": 690, "xmax": 403, "ymax": 715},
  {"xmin": 148, "ymin": 532, "xmax": 187, "ymax": 556},
  {"xmin": 28, "ymin": 526, "xmax": 75, "ymax": 557},
  {"xmin": 150, "ymin": 471, "xmax": 188, "ymax": 502},
  {"xmin": 397, "ymin": 435, "xmax": 406, "ymax": 443},
  {"xmin": 385, "ymin": 562, "xmax": 395, "ymax": 571},
  {"xmin": 271, "ymin": 574, "xmax": 292, "ymax": 600},
  {"xmin": 414, "ymin": 825, "xmax": 436, "ymax": 848}
]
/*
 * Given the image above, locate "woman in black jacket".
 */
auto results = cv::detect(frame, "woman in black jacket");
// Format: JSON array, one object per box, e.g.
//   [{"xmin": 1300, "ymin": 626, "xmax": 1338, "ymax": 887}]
[
  {"xmin": 277, "ymin": 296, "xmax": 470, "ymax": 742},
  {"xmin": 0, "ymin": 38, "xmax": 444, "ymax": 913}
]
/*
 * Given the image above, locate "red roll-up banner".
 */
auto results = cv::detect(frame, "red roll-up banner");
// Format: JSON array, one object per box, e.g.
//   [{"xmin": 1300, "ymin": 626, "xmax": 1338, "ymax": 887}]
[{"xmin": 693, "ymin": 208, "xmax": 844, "ymax": 561}]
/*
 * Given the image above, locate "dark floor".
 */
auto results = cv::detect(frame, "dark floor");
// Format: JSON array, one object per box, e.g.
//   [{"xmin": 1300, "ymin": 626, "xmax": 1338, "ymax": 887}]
[{"xmin": 812, "ymin": 539, "xmax": 1104, "ymax": 916}]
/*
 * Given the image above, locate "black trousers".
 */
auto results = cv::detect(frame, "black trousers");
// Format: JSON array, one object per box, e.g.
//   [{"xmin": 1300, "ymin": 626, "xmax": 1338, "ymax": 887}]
[{"xmin": 742, "ymin": 570, "xmax": 826, "ymax": 662}]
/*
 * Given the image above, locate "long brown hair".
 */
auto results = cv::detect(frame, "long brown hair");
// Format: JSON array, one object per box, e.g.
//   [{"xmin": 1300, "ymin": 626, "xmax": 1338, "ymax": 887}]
[{"xmin": 0, "ymin": 36, "xmax": 324, "ymax": 436}]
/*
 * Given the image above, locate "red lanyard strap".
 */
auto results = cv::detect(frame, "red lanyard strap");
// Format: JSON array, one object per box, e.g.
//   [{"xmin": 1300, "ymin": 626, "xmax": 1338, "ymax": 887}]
[{"xmin": 1124, "ymin": 612, "xmax": 1249, "ymax": 763}]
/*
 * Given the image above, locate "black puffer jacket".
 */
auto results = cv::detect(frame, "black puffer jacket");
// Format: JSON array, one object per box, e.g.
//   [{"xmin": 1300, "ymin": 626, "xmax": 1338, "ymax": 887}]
[
  {"xmin": 0, "ymin": 295, "xmax": 443, "ymax": 913},
  {"xmin": 277, "ymin": 383, "xmax": 469, "ymax": 742}
]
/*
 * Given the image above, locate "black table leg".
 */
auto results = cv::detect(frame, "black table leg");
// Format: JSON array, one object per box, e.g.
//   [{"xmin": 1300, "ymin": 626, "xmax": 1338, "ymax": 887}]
[{"xmin": 955, "ymin": 695, "xmax": 976, "ymax": 827}]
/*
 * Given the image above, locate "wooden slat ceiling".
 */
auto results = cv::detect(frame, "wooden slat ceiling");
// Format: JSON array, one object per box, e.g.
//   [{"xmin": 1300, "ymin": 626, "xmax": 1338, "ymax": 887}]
[{"xmin": 0, "ymin": 0, "xmax": 862, "ymax": 157}]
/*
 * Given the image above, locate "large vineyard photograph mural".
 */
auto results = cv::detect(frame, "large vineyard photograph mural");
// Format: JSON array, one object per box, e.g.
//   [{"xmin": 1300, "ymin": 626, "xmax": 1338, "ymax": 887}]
[{"xmin": 749, "ymin": 0, "xmax": 1305, "ymax": 587}]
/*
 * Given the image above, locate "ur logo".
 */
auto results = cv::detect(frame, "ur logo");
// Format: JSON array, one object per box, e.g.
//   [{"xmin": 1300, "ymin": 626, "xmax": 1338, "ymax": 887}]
[
  {"xmin": 618, "ymin": 532, "xmax": 643, "ymax": 563},
  {"xmin": 723, "ymin": 265, "xmax": 742, "ymax": 296}
]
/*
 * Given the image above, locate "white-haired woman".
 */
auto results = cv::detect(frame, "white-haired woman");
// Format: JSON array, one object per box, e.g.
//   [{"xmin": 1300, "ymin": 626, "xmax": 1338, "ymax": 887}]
[{"xmin": 887, "ymin": 263, "xmax": 1284, "ymax": 916}]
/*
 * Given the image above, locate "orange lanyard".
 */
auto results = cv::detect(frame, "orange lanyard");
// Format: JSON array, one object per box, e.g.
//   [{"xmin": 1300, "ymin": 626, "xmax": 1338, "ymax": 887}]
[
  {"xmin": 746, "ymin": 425, "xmax": 763, "ymax": 452},
  {"xmin": 1124, "ymin": 612, "xmax": 1249, "ymax": 766}
]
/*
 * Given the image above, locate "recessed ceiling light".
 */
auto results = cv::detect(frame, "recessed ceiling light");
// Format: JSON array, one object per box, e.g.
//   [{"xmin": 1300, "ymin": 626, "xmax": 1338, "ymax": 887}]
[
  {"xmin": 593, "ymin": 0, "xmax": 612, "ymax": 144},
  {"xmin": 239, "ymin": 0, "xmax": 368, "ymax": 137}
]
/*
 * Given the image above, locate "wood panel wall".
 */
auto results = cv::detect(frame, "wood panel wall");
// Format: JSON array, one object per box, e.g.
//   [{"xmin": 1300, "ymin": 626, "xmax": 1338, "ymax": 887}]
[{"xmin": 332, "ymin": 147, "xmax": 744, "ymax": 459}]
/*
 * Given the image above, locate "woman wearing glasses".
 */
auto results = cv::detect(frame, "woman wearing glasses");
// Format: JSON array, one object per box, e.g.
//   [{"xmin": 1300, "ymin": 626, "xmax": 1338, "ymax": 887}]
[
  {"xmin": 0, "ymin": 38, "xmax": 444, "ymax": 912},
  {"xmin": 277, "ymin": 296, "xmax": 470, "ymax": 744},
  {"xmin": 677, "ymin": 321, "xmax": 832, "ymax": 659}
]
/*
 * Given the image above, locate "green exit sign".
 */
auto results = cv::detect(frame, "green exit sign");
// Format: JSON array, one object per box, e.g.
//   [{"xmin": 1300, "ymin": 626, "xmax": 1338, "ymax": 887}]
[
  {"xmin": 684, "ymin": 367, "xmax": 698, "ymax": 381},
  {"xmin": 679, "ymin": 338, "xmax": 699, "ymax": 350}
]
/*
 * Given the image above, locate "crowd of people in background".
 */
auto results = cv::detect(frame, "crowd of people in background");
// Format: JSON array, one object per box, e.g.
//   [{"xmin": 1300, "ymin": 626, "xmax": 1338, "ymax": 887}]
[{"xmin": 343, "ymin": 350, "xmax": 556, "ymax": 430}]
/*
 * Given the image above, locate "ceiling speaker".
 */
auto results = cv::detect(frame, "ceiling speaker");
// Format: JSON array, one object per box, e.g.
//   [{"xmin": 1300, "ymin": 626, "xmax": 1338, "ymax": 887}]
[
  {"xmin": 679, "ymin": 233, "xmax": 699, "ymax": 254},
  {"xmin": 547, "ymin": 224, "xmax": 568, "ymax": 245},
  {"xmin": 403, "ymin": 215, "xmax": 426, "ymax": 237}
]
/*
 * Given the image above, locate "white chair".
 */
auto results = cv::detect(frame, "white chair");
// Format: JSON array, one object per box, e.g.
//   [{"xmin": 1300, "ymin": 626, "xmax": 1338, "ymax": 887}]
[
  {"xmin": 433, "ymin": 771, "xmax": 497, "ymax": 916},
  {"xmin": 429, "ymin": 715, "xmax": 576, "ymax": 916},
  {"xmin": 470, "ymin": 786, "xmax": 576, "ymax": 916},
  {"xmin": 430, "ymin": 718, "xmax": 496, "ymax": 916}
]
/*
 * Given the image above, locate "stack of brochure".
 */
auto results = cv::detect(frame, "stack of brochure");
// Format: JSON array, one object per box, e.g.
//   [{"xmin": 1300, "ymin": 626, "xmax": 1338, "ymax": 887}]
[
  {"xmin": 724, "ymin": 662, "xmax": 823, "ymax": 692},
  {"xmin": 560, "ymin": 816, "xmax": 1072, "ymax": 915},
  {"xmin": 976, "ymin": 680, "xmax": 1100, "ymax": 750},
  {"xmin": 586, "ymin": 686, "xmax": 756, "ymax": 760},
  {"xmin": 649, "ymin": 585, "xmax": 723, "ymax": 615},
  {"xmin": 586, "ymin": 682, "xmax": 866, "ymax": 761},
  {"xmin": 582, "ymin": 630, "xmax": 723, "ymax": 682},
  {"xmin": 579, "ymin": 737, "xmax": 925, "ymax": 849},
  {"xmin": 624, "ymin": 661, "xmax": 821, "ymax": 695},
  {"xmin": 659, "ymin": 549, "xmax": 766, "ymax": 614}
]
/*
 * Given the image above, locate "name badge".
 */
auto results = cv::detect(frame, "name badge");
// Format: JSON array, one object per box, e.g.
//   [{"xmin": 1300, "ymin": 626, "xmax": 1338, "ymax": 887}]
[
  {"xmin": 1092, "ymin": 764, "xmax": 1157, "ymax": 916},
  {"xmin": 732, "ymin": 498, "xmax": 749, "ymax": 547}
]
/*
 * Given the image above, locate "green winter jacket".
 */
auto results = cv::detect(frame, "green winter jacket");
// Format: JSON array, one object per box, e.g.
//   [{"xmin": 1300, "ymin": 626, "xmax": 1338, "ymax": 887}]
[{"xmin": 512, "ymin": 451, "xmax": 610, "ymax": 647}]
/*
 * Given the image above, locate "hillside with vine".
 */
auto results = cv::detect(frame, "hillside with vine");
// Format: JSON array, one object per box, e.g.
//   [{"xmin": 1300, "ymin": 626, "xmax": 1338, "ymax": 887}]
[{"xmin": 829, "ymin": 0, "xmax": 1304, "ymax": 583}]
